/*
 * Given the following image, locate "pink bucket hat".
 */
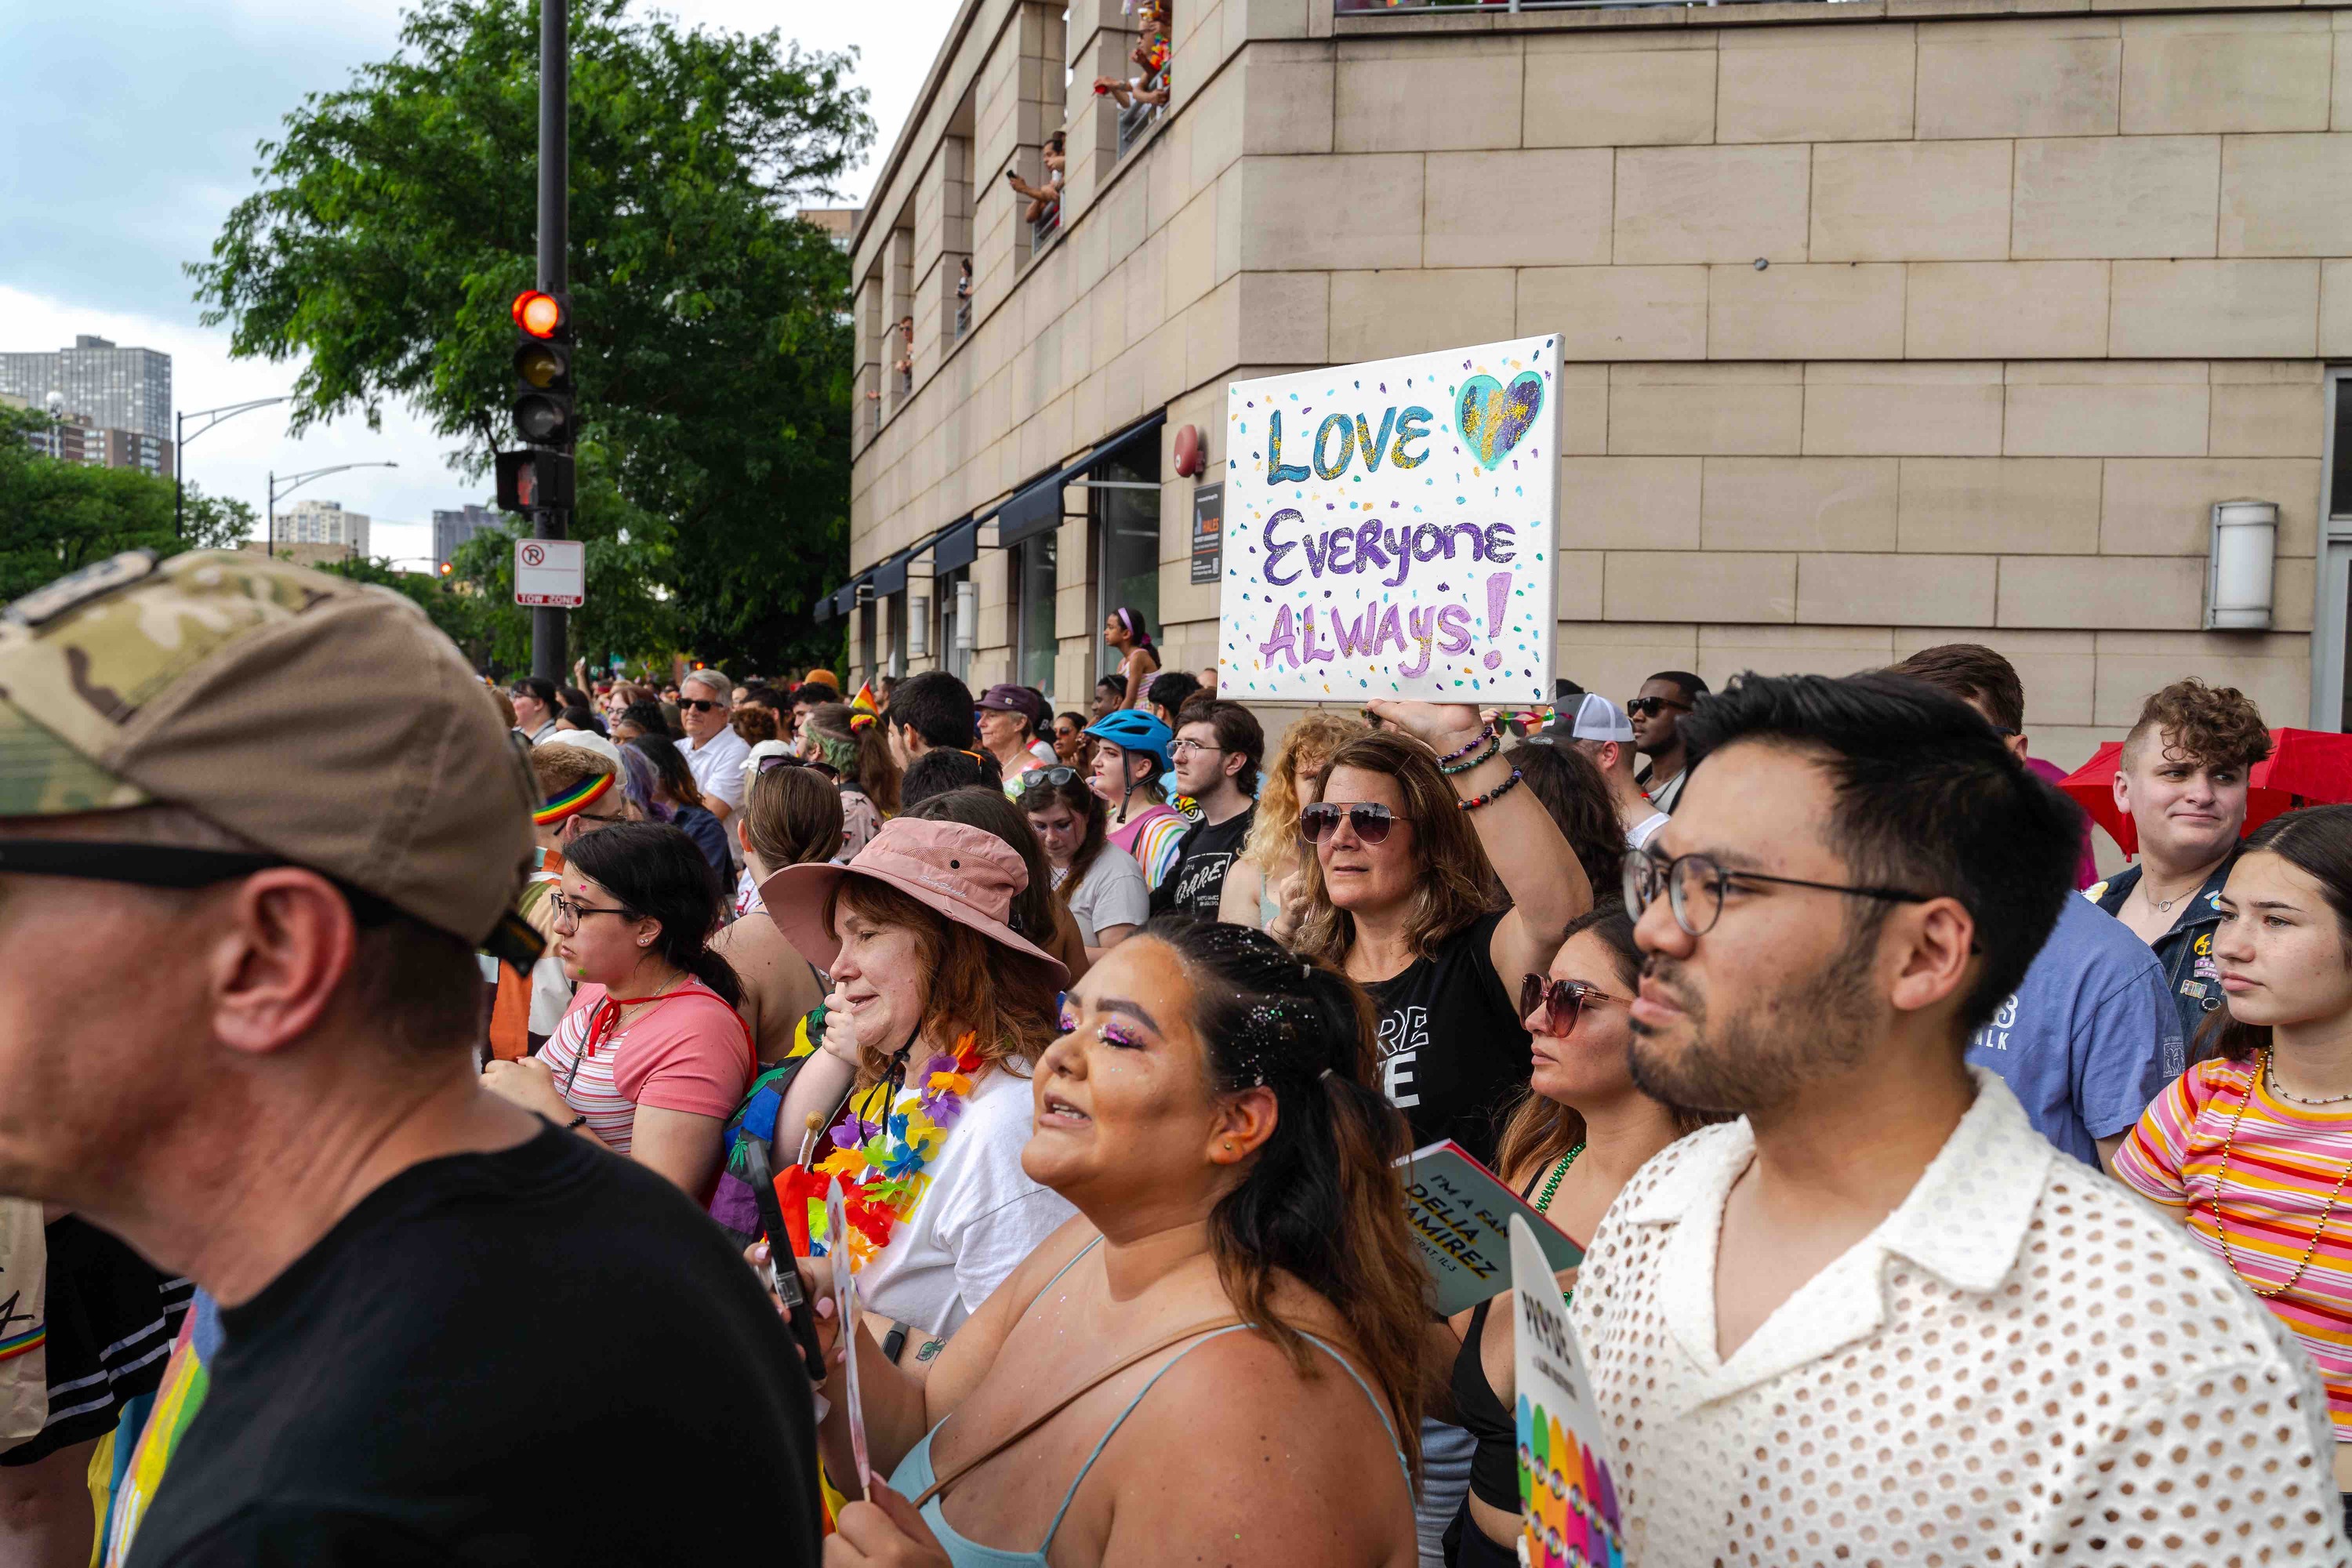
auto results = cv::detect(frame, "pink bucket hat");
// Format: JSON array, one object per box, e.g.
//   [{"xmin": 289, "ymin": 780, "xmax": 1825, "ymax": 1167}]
[{"xmin": 760, "ymin": 816, "xmax": 1069, "ymax": 983}]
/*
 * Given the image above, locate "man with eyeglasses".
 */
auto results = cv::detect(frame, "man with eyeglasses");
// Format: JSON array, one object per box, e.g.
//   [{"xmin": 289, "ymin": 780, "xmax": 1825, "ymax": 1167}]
[
  {"xmin": 675, "ymin": 668, "xmax": 748, "ymax": 855},
  {"xmin": 1625, "ymin": 670, "xmax": 1706, "ymax": 815},
  {"xmin": 1573, "ymin": 671, "xmax": 2339, "ymax": 1563},
  {"xmin": 509, "ymin": 673, "xmax": 561, "ymax": 744},
  {"xmin": 1149, "ymin": 700, "xmax": 1263, "ymax": 917},
  {"xmin": 0, "ymin": 550, "xmax": 818, "ymax": 1565}
]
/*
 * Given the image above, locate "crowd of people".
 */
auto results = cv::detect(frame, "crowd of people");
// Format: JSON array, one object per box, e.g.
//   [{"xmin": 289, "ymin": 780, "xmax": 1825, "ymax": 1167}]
[{"xmin": 8, "ymin": 552, "xmax": 2352, "ymax": 1566}]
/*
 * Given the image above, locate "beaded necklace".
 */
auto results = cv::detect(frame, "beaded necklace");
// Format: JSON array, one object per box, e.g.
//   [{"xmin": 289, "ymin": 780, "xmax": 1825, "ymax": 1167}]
[
  {"xmin": 1536, "ymin": 1142, "xmax": 1587, "ymax": 1214},
  {"xmin": 2212, "ymin": 1050, "xmax": 2352, "ymax": 1299}
]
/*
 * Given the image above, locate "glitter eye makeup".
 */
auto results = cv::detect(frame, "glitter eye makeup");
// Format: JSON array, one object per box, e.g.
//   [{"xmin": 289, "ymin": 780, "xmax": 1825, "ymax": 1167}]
[{"xmin": 1098, "ymin": 1020, "xmax": 1145, "ymax": 1050}]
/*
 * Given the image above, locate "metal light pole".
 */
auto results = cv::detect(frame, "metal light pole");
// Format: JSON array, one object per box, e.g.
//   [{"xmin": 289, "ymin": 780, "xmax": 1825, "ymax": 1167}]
[
  {"xmin": 175, "ymin": 396, "xmax": 289, "ymax": 539},
  {"xmin": 267, "ymin": 462, "xmax": 399, "ymax": 558},
  {"xmin": 531, "ymin": 0, "xmax": 571, "ymax": 684}
]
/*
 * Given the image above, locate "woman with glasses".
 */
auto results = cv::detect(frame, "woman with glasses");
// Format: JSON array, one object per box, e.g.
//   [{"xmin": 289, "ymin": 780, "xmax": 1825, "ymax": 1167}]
[
  {"xmin": 1021, "ymin": 768, "xmax": 1148, "ymax": 964},
  {"xmin": 485, "ymin": 822, "xmax": 755, "ymax": 1201},
  {"xmin": 1279, "ymin": 703, "xmax": 1587, "ymax": 1566},
  {"xmin": 1436, "ymin": 905, "xmax": 1722, "ymax": 1568},
  {"xmin": 800, "ymin": 700, "xmax": 899, "ymax": 861},
  {"xmin": 1219, "ymin": 711, "xmax": 1370, "ymax": 931},
  {"xmin": 626, "ymin": 733, "xmax": 731, "ymax": 880}
]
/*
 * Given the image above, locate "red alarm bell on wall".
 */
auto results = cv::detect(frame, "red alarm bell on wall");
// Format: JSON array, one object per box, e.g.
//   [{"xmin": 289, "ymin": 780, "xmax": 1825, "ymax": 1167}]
[{"xmin": 1173, "ymin": 423, "xmax": 1203, "ymax": 477}]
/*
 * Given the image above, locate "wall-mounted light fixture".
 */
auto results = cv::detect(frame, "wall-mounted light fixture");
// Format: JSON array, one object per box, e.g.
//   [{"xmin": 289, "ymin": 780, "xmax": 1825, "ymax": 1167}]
[
  {"xmin": 2205, "ymin": 499, "xmax": 2278, "ymax": 631},
  {"xmin": 909, "ymin": 597, "xmax": 930, "ymax": 659},
  {"xmin": 954, "ymin": 581, "xmax": 978, "ymax": 654}
]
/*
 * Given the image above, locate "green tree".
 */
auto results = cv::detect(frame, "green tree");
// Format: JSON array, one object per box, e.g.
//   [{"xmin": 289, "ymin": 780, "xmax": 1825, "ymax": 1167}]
[
  {"xmin": 0, "ymin": 406, "xmax": 256, "ymax": 600},
  {"xmin": 315, "ymin": 553, "xmax": 500, "ymax": 670},
  {"xmin": 191, "ymin": 0, "xmax": 868, "ymax": 677}
]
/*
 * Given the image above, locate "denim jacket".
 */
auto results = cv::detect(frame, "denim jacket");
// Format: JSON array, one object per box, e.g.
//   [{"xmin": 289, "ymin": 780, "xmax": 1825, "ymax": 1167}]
[{"xmin": 2089, "ymin": 853, "xmax": 2238, "ymax": 1055}]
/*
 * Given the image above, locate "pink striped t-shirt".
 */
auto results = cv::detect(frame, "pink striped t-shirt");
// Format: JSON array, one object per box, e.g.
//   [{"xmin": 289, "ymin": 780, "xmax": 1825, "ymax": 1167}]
[
  {"xmin": 2116, "ymin": 1054, "xmax": 2352, "ymax": 1438},
  {"xmin": 540, "ymin": 979, "xmax": 755, "ymax": 1156}
]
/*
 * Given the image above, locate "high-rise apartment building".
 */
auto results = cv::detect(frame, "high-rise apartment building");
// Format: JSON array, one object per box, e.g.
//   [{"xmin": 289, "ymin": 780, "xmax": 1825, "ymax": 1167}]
[
  {"xmin": 2, "ymin": 384, "xmax": 175, "ymax": 477},
  {"xmin": 279, "ymin": 499, "xmax": 369, "ymax": 556},
  {"xmin": 0, "ymin": 336, "xmax": 172, "ymax": 443},
  {"xmin": 432, "ymin": 502, "xmax": 499, "ymax": 567}
]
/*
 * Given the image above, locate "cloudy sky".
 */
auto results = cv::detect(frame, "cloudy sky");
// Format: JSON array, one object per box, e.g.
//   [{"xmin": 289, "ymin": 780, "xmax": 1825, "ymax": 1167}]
[{"xmin": 0, "ymin": 0, "xmax": 960, "ymax": 565}]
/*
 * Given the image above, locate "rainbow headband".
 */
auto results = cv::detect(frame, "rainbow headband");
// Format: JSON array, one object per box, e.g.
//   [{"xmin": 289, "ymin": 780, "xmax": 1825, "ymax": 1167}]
[{"xmin": 534, "ymin": 769, "xmax": 615, "ymax": 826}]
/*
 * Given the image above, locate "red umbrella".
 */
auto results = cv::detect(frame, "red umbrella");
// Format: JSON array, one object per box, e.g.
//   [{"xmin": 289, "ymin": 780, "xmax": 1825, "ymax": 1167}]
[{"xmin": 2057, "ymin": 728, "xmax": 2352, "ymax": 857}]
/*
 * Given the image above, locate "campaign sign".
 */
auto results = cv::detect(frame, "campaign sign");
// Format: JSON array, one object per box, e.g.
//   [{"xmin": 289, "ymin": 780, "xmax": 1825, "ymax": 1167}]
[
  {"xmin": 1396, "ymin": 1141, "xmax": 1581, "ymax": 1317},
  {"xmin": 1510, "ymin": 1214, "xmax": 1624, "ymax": 1568},
  {"xmin": 1217, "ymin": 335, "xmax": 1560, "ymax": 702}
]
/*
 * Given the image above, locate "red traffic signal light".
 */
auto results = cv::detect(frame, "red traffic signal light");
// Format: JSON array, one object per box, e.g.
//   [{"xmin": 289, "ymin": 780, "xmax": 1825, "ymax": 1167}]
[
  {"xmin": 510, "ymin": 290, "xmax": 568, "ymax": 339},
  {"xmin": 495, "ymin": 448, "xmax": 576, "ymax": 513}
]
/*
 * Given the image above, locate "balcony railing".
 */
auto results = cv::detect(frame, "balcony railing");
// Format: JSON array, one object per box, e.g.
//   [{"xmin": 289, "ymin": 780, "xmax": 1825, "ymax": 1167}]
[
  {"xmin": 1030, "ymin": 201, "xmax": 1062, "ymax": 255},
  {"xmin": 1116, "ymin": 80, "xmax": 1167, "ymax": 157},
  {"xmin": 955, "ymin": 296, "xmax": 972, "ymax": 338}
]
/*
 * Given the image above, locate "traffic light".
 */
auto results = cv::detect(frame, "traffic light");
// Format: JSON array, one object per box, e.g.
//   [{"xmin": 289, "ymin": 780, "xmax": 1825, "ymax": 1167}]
[
  {"xmin": 495, "ymin": 448, "xmax": 576, "ymax": 513},
  {"xmin": 510, "ymin": 289, "xmax": 576, "ymax": 447}
]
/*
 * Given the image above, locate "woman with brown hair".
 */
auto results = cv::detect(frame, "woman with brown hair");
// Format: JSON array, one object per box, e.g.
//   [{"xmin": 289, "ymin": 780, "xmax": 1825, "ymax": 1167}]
[
  {"xmin": 1019, "ymin": 768, "xmax": 1149, "ymax": 963},
  {"xmin": 763, "ymin": 818, "xmax": 1075, "ymax": 1351},
  {"xmin": 1272, "ymin": 702, "xmax": 1587, "ymax": 1566},
  {"xmin": 626, "ymin": 733, "xmax": 731, "ymax": 879},
  {"xmin": 710, "ymin": 764, "xmax": 842, "ymax": 1065},
  {"xmin": 786, "ymin": 920, "xmax": 1422, "ymax": 1566},
  {"xmin": 799, "ymin": 699, "xmax": 901, "ymax": 859},
  {"xmin": 1436, "ymin": 904, "xmax": 1722, "ymax": 1568},
  {"xmin": 1218, "ymin": 710, "xmax": 1370, "ymax": 929}
]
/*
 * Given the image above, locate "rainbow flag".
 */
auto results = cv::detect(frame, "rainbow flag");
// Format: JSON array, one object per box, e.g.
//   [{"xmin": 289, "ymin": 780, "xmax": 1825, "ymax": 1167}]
[
  {"xmin": 849, "ymin": 681, "xmax": 881, "ymax": 717},
  {"xmin": 100, "ymin": 1294, "xmax": 216, "ymax": 1567}
]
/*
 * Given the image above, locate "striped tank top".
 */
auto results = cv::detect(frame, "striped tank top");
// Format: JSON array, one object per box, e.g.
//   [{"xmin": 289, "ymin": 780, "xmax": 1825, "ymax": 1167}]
[{"xmin": 2116, "ymin": 1054, "xmax": 2352, "ymax": 1436}]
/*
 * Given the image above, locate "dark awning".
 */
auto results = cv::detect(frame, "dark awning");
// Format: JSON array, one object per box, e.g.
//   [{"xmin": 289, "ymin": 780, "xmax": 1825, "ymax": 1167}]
[
  {"xmin": 932, "ymin": 516, "xmax": 978, "ymax": 574},
  {"xmin": 985, "ymin": 410, "xmax": 1166, "ymax": 549},
  {"xmin": 812, "ymin": 592, "xmax": 834, "ymax": 625},
  {"xmin": 872, "ymin": 547, "xmax": 914, "ymax": 596}
]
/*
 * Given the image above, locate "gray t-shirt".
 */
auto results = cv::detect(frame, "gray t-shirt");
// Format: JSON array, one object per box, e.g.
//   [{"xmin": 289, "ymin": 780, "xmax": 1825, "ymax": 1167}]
[
  {"xmin": 1965, "ymin": 892, "xmax": 2183, "ymax": 1167},
  {"xmin": 1055, "ymin": 844, "xmax": 1149, "ymax": 942}
]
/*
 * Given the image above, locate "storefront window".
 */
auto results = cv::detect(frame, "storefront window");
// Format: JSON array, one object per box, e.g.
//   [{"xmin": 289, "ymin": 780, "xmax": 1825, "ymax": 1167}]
[
  {"xmin": 1014, "ymin": 535, "xmax": 1058, "ymax": 695},
  {"xmin": 1091, "ymin": 445, "xmax": 1161, "ymax": 690}
]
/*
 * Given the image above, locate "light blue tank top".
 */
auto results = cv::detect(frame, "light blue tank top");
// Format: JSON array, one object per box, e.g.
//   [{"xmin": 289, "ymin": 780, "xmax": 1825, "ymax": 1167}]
[{"xmin": 887, "ymin": 1239, "xmax": 1413, "ymax": 1567}]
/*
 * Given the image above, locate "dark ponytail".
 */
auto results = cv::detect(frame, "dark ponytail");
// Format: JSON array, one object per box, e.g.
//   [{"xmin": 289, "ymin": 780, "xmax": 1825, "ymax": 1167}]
[
  {"xmin": 1145, "ymin": 916, "xmax": 1426, "ymax": 1481},
  {"xmin": 564, "ymin": 820, "xmax": 742, "ymax": 1009}
]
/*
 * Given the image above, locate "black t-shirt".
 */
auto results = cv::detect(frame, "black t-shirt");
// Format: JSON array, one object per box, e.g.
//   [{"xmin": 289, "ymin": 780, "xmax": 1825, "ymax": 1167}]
[
  {"xmin": 1151, "ymin": 804, "xmax": 1256, "ymax": 917},
  {"xmin": 1365, "ymin": 911, "xmax": 1530, "ymax": 1168},
  {"xmin": 128, "ymin": 1128, "xmax": 821, "ymax": 1567}
]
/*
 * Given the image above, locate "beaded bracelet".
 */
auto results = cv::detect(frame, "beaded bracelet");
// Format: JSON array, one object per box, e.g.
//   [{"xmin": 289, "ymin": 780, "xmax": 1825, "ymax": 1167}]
[
  {"xmin": 1457, "ymin": 768, "xmax": 1523, "ymax": 812},
  {"xmin": 1439, "ymin": 734, "xmax": 1502, "ymax": 776},
  {"xmin": 1434, "ymin": 724, "xmax": 1497, "ymax": 767}
]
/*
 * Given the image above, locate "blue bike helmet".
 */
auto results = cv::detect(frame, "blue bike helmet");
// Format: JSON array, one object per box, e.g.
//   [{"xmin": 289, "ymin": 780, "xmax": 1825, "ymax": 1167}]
[{"xmin": 1083, "ymin": 708, "xmax": 1174, "ymax": 773}]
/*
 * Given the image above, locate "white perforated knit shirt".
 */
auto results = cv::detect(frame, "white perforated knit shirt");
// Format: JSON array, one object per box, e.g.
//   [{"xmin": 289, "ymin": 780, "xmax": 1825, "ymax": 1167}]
[{"xmin": 1571, "ymin": 1069, "xmax": 2350, "ymax": 1566}]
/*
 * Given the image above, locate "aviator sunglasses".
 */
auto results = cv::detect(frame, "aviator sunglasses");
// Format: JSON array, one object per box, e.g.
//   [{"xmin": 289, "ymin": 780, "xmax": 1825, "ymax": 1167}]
[
  {"xmin": 1519, "ymin": 974, "xmax": 1628, "ymax": 1036},
  {"xmin": 1298, "ymin": 801, "xmax": 1395, "ymax": 845}
]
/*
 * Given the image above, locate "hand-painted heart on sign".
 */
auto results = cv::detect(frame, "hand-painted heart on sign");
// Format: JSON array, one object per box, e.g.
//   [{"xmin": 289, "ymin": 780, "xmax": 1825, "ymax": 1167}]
[{"xmin": 1456, "ymin": 372, "xmax": 1545, "ymax": 472}]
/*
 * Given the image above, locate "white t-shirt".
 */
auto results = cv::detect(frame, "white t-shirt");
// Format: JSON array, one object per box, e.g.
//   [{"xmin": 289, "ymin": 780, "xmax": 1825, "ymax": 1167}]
[
  {"xmin": 684, "ymin": 726, "xmax": 751, "ymax": 815},
  {"xmin": 1054, "ymin": 844, "xmax": 1149, "ymax": 942},
  {"xmin": 1626, "ymin": 811, "xmax": 1670, "ymax": 851},
  {"xmin": 1026, "ymin": 739, "xmax": 1060, "ymax": 768},
  {"xmin": 854, "ymin": 1063, "xmax": 1076, "ymax": 1338}
]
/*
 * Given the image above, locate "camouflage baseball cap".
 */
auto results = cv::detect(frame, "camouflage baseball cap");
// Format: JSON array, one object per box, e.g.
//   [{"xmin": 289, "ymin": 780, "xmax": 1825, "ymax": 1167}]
[{"xmin": 0, "ymin": 550, "xmax": 539, "ymax": 961}]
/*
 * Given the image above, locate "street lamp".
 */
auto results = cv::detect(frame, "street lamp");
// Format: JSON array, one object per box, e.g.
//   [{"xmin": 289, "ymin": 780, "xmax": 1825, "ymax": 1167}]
[
  {"xmin": 176, "ymin": 397, "xmax": 290, "ymax": 540},
  {"xmin": 267, "ymin": 463, "xmax": 398, "ymax": 558}
]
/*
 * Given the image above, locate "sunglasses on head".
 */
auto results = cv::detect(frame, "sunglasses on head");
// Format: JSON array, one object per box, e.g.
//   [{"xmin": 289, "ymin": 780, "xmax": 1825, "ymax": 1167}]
[
  {"xmin": 1298, "ymin": 801, "xmax": 1394, "ymax": 844},
  {"xmin": 678, "ymin": 697, "xmax": 725, "ymax": 713},
  {"xmin": 1018, "ymin": 765, "xmax": 1080, "ymax": 794},
  {"xmin": 1519, "ymin": 975, "xmax": 1628, "ymax": 1036},
  {"xmin": 1625, "ymin": 696, "xmax": 1689, "ymax": 719}
]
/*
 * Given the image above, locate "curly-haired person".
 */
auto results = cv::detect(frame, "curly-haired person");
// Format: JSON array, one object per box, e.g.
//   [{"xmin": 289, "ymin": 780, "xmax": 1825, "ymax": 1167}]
[{"xmin": 2091, "ymin": 677, "xmax": 2273, "ymax": 1047}]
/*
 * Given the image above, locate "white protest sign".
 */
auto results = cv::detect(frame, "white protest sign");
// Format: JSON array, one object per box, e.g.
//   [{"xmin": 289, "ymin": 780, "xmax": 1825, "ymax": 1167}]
[
  {"xmin": 1509, "ymin": 1214, "xmax": 1624, "ymax": 1568},
  {"xmin": 1216, "ymin": 334, "xmax": 1560, "ymax": 703},
  {"xmin": 513, "ymin": 537, "xmax": 585, "ymax": 608}
]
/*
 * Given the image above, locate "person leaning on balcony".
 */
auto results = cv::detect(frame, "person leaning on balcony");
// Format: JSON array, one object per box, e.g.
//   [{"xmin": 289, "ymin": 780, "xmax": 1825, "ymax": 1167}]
[{"xmin": 1003, "ymin": 132, "xmax": 1065, "ymax": 225}]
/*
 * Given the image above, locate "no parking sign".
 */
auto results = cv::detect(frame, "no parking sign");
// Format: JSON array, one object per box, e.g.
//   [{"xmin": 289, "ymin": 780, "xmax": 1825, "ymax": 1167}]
[{"xmin": 514, "ymin": 538, "xmax": 584, "ymax": 608}]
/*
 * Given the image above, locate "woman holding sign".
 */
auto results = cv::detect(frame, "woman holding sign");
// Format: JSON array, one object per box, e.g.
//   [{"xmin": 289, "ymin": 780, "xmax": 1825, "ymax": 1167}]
[
  {"xmin": 785, "ymin": 920, "xmax": 1425, "ymax": 1567},
  {"xmin": 1438, "ymin": 905, "xmax": 1722, "ymax": 1568},
  {"xmin": 1278, "ymin": 703, "xmax": 1586, "ymax": 1566}
]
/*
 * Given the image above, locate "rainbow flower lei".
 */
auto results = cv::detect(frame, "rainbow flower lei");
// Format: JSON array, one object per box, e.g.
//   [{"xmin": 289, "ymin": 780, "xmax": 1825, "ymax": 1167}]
[{"xmin": 775, "ymin": 1032, "xmax": 985, "ymax": 1272}]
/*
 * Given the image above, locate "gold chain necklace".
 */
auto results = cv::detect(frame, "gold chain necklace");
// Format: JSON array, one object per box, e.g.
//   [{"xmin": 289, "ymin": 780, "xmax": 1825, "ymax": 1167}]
[{"xmin": 2211, "ymin": 1051, "xmax": 2352, "ymax": 1298}]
